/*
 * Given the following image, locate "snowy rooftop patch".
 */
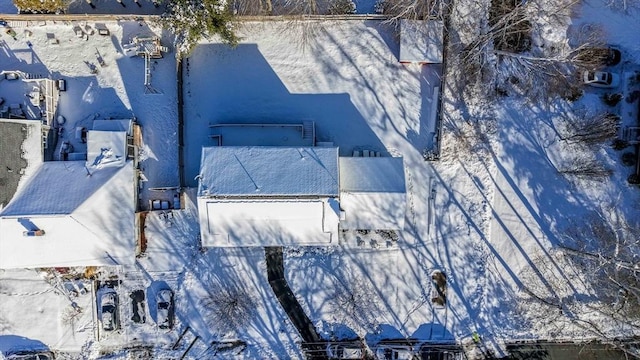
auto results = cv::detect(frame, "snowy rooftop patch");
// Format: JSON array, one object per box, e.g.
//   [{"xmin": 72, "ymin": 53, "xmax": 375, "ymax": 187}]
[
  {"xmin": 399, "ymin": 20, "xmax": 444, "ymax": 64},
  {"xmin": 198, "ymin": 146, "xmax": 339, "ymax": 197},
  {"xmin": 339, "ymin": 157, "xmax": 406, "ymax": 230},
  {"xmin": 86, "ymin": 130, "xmax": 127, "ymax": 170},
  {"xmin": 0, "ymin": 161, "xmax": 135, "ymax": 268}
]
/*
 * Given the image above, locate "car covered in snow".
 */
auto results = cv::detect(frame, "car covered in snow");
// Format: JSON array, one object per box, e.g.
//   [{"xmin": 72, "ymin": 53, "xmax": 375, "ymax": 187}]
[
  {"xmin": 582, "ymin": 70, "xmax": 620, "ymax": 88},
  {"xmin": 326, "ymin": 343, "xmax": 364, "ymax": 359},
  {"xmin": 156, "ymin": 288, "xmax": 174, "ymax": 330},
  {"xmin": 3, "ymin": 351, "xmax": 54, "ymax": 360},
  {"xmin": 375, "ymin": 344, "xmax": 415, "ymax": 359},
  {"xmin": 100, "ymin": 290, "xmax": 119, "ymax": 331}
]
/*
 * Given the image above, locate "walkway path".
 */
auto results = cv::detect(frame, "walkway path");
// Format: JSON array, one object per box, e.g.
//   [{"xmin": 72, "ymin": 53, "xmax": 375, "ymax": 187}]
[{"xmin": 264, "ymin": 247, "xmax": 327, "ymax": 359}]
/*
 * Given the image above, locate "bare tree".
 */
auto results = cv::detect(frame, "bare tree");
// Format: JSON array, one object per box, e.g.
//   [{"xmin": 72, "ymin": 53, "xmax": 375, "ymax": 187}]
[
  {"xmin": 329, "ymin": 276, "xmax": 382, "ymax": 331},
  {"xmin": 518, "ymin": 206, "xmax": 640, "ymax": 357},
  {"xmin": 201, "ymin": 285, "xmax": 258, "ymax": 334},
  {"xmin": 456, "ymin": 0, "xmax": 612, "ymax": 102},
  {"xmin": 561, "ymin": 209, "xmax": 640, "ymax": 318},
  {"xmin": 376, "ymin": 0, "xmax": 442, "ymax": 21},
  {"xmin": 558, "ymin": 154, "xmax": 612, "ymax": 180},
  {"xmin": 559, "ymin": 111, "xmax": 620, "ymax": 145}
]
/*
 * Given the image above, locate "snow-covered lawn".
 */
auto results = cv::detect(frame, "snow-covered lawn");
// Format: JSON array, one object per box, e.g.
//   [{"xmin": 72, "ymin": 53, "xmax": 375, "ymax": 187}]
[{"xmin": 1, "ymin": 0, "xmax": 640, "ymax": 357}]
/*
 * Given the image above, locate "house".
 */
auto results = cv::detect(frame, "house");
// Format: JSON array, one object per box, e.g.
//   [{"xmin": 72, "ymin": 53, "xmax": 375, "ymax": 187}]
[
  {"xmin": 339, "ymin": 157, "xmax": 406, "ymax": 230},
  {"xmin": 196, "ymin": 145, "xmax": 408, "ymax": 247},
  {"xmin": 197, "ymin": 146, "xmax": 340, "ymax": 247},
  {"xmin": 0, "ymin": 121, "xmax": 137, "ymax": 269},
  {"xmin": 399, "ymin": 20, "xmax": 444, "ymax": 64}
]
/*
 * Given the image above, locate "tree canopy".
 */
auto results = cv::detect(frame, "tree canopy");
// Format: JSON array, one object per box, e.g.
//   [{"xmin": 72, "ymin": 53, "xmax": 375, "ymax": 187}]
[{"xmin": 160, "ymin": 0, "xmax": 239, "ymax": 57}]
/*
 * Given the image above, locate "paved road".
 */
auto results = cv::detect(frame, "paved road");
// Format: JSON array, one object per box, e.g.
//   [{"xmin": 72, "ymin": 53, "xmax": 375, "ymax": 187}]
[{"xmin": 265, "ymin": 247, "xmax": 327, "ymax": 359}]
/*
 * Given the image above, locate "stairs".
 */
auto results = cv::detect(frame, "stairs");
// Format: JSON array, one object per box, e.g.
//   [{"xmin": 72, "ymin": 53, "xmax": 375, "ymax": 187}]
[
  {"xmin": 24, "ymin": 73, "xmax": 43, "ymax": 80},
  {"xmin": 302, "ymin": 121, "xmax": 315, "ymax": 145}
]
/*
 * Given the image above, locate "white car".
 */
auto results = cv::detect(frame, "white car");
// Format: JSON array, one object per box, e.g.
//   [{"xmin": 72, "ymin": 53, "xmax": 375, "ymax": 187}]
[
  {"xmin": 376, "ymin": 345, "xmax": 415, "ymax": 359},
  {"xmin": 582, "ymin": 70, "xmax": 620, "ymax": 88},
  {"xmin": 327, "ymin": 344, "xmax": 364, "ymax": 359},
  {"xmin": 156, "ymin": 289, "xmax": 174, "ymax": 329},
  {"xmin": 100, "ymin": 290, "xmax": 119, "ymax": 331}
]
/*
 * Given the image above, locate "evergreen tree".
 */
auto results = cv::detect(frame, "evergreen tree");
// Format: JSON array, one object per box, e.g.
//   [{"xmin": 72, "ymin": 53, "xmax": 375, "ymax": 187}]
[{"xmin": 160, "ymin": 0, "xmax": 239, "ymax": 57}]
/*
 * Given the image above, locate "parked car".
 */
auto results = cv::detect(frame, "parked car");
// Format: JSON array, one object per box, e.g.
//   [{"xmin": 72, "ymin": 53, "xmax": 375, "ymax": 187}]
[
  {"xmin": 156, "ymin": 289, "xmax": 174, "ymax": 329},
  {"xmin": 100, "ymin": 290, "xmax": 119, "ymax": 331},
  {"xmin": 0, "ymin": 351, "xmax": 53, "ymax": 360},
  {"xmin": 326, "ymin": 344, "xmax": 364, "ymax": 359},
  {"xmin": 420, "ymin": 348, "xmax": 456, "ymax": 360},
  {"xmin": 582, "ymin": 70, "xmax": 620, "ymax": 88},
  {"xmin": 376, "ymin": 345, "xmax": 415, "ymax": 359},
  {"xmin": 4, "ymin": 351, "xmax": 54, "ymax": 360},
  {"xmin": 130, "ymin": 289, "xmax": 146, "ymax": 324}
]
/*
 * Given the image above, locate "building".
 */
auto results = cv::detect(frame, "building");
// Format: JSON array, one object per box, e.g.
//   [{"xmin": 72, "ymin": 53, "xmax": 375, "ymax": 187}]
[
  {"xmin": 197, "ymin": 146, "xmax": 407, "ymax": 247},
  {"xmin": 0, "ymin": 120, "xmax": 137, "ymax": 269},
  {"xmin": 197, "ymin": 146, "xmax": 340, "ymax": 247}
]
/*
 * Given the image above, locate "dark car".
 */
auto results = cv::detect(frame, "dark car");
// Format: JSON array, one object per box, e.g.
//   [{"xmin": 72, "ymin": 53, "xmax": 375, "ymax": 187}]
[
  {"xmin": 602, "ymin": 47, "xmax": 621, "ymax": 66},
  {"xmin": 130, "ymin": 290, "xmax": 146, "ymax": 324},
  {"xmin": 100, "ymin": 290, "xmax": 119, "ymax": 331},
  {"xmin": 156, "ymin": 289, "xmax": 174, "ymax": 330}
]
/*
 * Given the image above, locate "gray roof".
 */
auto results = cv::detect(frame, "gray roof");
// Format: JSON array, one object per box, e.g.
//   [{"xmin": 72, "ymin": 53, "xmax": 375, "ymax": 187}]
[
  {"xmin": 0, "ymin": 120, "xmax": 37, "ymax": 208},
  {"xmin": 198, "ymin": 146, "xmax": 339, "ymax": 197}
]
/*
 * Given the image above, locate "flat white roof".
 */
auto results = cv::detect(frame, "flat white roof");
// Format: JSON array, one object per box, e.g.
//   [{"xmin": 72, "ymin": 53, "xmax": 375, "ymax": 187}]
[
  {"xmin": 399, "ymin": 20, "xmax": 444, "ymax": 64},
  {"xmin": 198, "ymin": 146, "xmax": 339, "ymax": 197},
  {"xmin": 86, "ymin": 130, "xmax": 127, "ymax": 170},
  {"xmin": 0, "ymin": 161, "xmax": 135, "ymax": 268},
  {"xmin": 339, "ymin": 157, "xmax": 406, "ymax": 230},
  {"xmin": 198, "ymin": 199, "xmax": 339, "ymax": 247}
]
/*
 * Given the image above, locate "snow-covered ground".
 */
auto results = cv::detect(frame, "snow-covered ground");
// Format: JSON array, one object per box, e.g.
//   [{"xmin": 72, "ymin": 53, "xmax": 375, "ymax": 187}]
[{"xmin": 1, "ymin": 0, "xmax": 640, "ymax": 358}]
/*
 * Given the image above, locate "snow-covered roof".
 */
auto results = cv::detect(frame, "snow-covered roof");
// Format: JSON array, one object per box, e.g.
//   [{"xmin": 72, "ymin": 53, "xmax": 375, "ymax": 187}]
[
  {"xmin": 399, "ymin": 20, "xmax": 444, "ymax": 64},
  {"xmin": 86, "ymin": 130, "xmax": 128, "ymax": 170},
  {"xmin": 0, "ymin": 161, "xmax": 135, "ymax": 268},
  {"xmin": 93, "ymin": 119, "xmax": 133, "ymax": 136},
  {"xmin": 339, "ymin": 157, "xmax": 406, "ymax": 230},
  {"xmin": 198, "ymin": 199, "xmax": 339, "ymax": 247},
  {"xmin": 198, "ymin": 146, "xmax": 339, "ymax": 197}
]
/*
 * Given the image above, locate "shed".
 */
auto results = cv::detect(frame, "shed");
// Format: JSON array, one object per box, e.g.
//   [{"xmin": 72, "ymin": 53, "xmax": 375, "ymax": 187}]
[{"xmin": 399, "ymin": 20, "xmax": 444, "ymax": 64}]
